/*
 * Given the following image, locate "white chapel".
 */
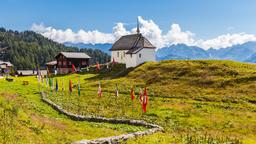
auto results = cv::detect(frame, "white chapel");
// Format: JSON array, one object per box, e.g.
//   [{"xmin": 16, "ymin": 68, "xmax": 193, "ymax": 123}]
[{"xmin": 109, "ymin": 22, "xmax": 156, "ymax": 68}]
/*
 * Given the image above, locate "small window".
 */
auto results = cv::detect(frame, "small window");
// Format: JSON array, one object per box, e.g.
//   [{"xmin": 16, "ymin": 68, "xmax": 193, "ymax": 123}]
[
  {"xmin": 123, "ymin": 52, "xmax": 125, "ymax": 57},
  {"xmin": 130, "ymin": 54, "xmax": 132, "ymax": 58},
  {"xmin": 63, "ymin": 60, "xmax": 67, "ymax": 66},
  {"xmin": 117, "ymin": 51, "xmax": 119, "ymax": 57},
  {"xmin": 82, "ymin": 61, "xmax": 87, "ymax": 65},
  {"xmin": 139, "ymin": 54, "xmax": 142, "ymax": 58}
]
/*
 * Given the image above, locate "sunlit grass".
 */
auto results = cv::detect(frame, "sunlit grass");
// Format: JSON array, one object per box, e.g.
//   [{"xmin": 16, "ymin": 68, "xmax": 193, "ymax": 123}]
[
  {"xmin": 1, "ymin": 60, "xmax": 256, "ymax": 143},
  {"xmin": 46, "ymin": 60, "xmax": 256, "ymax": 143},
  {"xmin": 0, "ymin": 76, "xmax": 146, "ymax": 143}
]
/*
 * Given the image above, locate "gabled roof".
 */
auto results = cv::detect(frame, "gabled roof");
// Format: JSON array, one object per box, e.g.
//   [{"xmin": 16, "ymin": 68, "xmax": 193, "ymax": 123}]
[
  {"xmin": 17, "ymin": 70, "xmax": 47, "ymax": 76},
  {"xmin": 0, "ymin": 61, "xmax": 13, "ymax": 67},
  {"xmin": 46, "ymin": 61, "xmax": 57, "ymax": 66},
  {"xmin": 56, "ymin": 52, "xmax": 91, "ymax": 59},
  {"xmin": 109, "ymin": 34, "xmax": 156, "ymax": 52},
  {"xmin": 126, "ymin": 47, "xmax": 144, "ymax": 54}
]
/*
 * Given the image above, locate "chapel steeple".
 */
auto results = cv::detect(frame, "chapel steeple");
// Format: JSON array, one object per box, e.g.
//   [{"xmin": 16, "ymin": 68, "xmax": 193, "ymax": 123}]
[{"xmin": 136, "ymin": 17, "xmax": 140, "ymax": 34}]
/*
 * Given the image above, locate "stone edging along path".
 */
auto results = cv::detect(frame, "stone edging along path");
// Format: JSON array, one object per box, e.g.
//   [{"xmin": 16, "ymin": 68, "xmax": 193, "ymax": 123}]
[{"xmin": 40, "ymin": 92, "xmax": 163, "ymax": 144}]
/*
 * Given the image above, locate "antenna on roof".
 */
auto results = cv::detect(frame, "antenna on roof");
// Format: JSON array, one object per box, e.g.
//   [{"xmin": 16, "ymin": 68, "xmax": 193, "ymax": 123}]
[{"xmin": 136, "ymin": 17, "xmax": 140, "ymax": 34}]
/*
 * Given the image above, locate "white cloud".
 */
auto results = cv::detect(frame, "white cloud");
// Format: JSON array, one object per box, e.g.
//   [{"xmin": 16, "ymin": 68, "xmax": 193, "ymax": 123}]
[
  {"xmin": 31, "ymin": 17, "xmax": 256, "ymax": 50},
  {"xmin": 135, "ymin": 16, "xmax": 165, "ymax": 48},
  {"xmin": 163, "ymin": 24, "xmax": 195, "ymax": 47},
  {"xmin": 197, "ymin": 33, "xmax": 256, "ymax": 49},
  {"xmin": 113, "ymin": 22, "xmax": 130, "ymax": 39},
  {"xmin": 31, "ymin": 23, "xmax": 115, "ymax": 44}
]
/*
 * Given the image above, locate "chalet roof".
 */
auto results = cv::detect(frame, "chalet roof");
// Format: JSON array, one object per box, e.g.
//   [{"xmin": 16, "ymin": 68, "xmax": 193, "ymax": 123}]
[
  {"xmin": 46, "ymin": 61, "xmax": 57, "ymax": 66},
  {"xmin": 17, "ymin": 70, "xmax": 47, "ymax": 76},
  {"xmin": 56, "ymin": 52, "xmax": 91, "ymax": 59},
  {"xmin": 0, "ymin": 61, "xmax": 13, "ymax": 67},
  {"xmin": 109, "ymin": 34, "xmax": 156, "ymax": 53}
]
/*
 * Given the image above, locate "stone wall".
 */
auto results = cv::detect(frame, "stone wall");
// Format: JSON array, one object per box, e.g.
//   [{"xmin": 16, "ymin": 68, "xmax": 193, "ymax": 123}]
[{"xmin": 41, "ymin": 92, "xmax": 163, "ymax": 144}]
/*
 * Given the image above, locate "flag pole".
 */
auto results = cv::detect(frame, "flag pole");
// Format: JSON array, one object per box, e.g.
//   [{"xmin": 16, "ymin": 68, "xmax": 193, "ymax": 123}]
[
  {"xmin": 77, "ymin": 75, "xmax": 81, "ymax": 114},
  {"xmin": 62, "ymin": 78, "xmax": 64, "ymax": 96}
]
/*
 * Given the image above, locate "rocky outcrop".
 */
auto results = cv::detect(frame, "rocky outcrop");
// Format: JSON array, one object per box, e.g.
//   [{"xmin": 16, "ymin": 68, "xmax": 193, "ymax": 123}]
[{"xmin": 40, "ymin": 92, "xmax": 163, "ymax": 144}]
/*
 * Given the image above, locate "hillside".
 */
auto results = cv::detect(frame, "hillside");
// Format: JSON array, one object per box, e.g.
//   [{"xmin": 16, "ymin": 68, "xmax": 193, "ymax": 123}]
[
  {"xmin": 44, "ymin": 60, "xmax": 256, "ymax": 143},
  {"xmin": 0, "ymin": 76, "xmax": 146, "ymax": 143},
  {"xmin": 0, "ymin": 28, "xmax": 110, "ymax": 70}
]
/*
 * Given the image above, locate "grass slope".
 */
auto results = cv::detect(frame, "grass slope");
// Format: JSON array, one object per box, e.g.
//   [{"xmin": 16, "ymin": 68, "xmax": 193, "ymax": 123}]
[
  {"xmin": 0, "ymin": 76, "xmax": 146, "ymax": 144},
  {"xmin": 47, "ymin": 60, "xmax": 256, "ymax": 144}
]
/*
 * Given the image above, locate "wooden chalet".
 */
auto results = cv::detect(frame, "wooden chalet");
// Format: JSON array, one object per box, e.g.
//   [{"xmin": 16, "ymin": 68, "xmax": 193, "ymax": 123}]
[
  {"xmin": 46, "ymin": 60, "xmax": 57, "ymax": 74},
  {"xmin": 55, "ymin": 52, "xmax": 91, "ymax": 74},
  {"xmin": 0, "ymin": 61, "xmax": 13, "ymax": 75}
]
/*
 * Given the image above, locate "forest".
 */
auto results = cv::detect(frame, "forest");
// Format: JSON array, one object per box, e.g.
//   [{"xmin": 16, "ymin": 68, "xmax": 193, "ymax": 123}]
[{"xmin": 0, "ymin": 28, "xmax": 110, "ymax": 70}]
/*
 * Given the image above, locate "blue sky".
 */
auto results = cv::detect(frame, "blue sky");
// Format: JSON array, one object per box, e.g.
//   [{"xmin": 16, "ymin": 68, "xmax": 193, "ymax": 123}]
[{"xmin": 1, "ymin": 0, "xmax": 256, "ymax": 49}]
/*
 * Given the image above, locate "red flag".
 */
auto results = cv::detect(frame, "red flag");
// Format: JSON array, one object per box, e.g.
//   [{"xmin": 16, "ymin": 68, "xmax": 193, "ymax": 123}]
[
  {"xmin": 98, "ymin": 81, "xmax": 102, "ymax": 97},
  {"xmin": 142, "ymin": 87, "xmax": 148, "ymax": 113},
  {"xmin": 130, "ymin": 87, "xmax": 135, "ymax": 101},
  {"xmin": 112, "ymin": 57, "xmax": 116, "ymax": 64},
  {"xmin": 96, "ymin": 62, "xmax": 100, "ymax": 70},
  {"xmin": 72, "ymin": 64, "xmax": 76, "ymax": 73},
  {"xmin": 69, "ymin": 79, "xmax": 73, "ymax": 93}
]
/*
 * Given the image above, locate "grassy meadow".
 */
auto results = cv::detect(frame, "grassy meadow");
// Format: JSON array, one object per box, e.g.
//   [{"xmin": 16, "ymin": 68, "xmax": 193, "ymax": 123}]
[
  {"xmin": 0, "ymin": 76, "xmax": 147, "ymax": 143},
  {"xmin": 45, "ymin": 60, "xmax": 256, "ymax": 144},
  {"xmin": 1, "ymin": 60, "xmax": 256, "ymax": 143}
]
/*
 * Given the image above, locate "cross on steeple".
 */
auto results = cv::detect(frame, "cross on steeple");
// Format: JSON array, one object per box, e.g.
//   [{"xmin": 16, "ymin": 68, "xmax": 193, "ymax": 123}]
[{"xmin": 136, "ymin": 17, "xmax": 140, "ymax": 34}]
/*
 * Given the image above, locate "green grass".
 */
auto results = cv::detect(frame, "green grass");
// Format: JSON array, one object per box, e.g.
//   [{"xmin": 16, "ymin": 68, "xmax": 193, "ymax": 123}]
[
  {"xmin": 0, "ymin": 76, "xmax": 147, "ymax": 144},
  {"xmin": 45, "ymin": 60, "xmax": 256, "ymax": 144},
  {"xmin": 1, "ymin": 60, "xmax": 256, "ymax": 143}
]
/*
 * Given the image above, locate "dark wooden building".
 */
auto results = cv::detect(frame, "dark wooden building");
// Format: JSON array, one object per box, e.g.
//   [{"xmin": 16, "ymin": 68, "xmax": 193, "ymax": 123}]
[
  {"xmin": 55, "ymin": 52, "xmax": 91, "ymax": 74},
  {"xmin": 46, "ymin": 60, "xmax": 57, "ymax": 74},
  {"xmin": 0, "ymin": 61, "xmax": 13, "ymax": 75}
]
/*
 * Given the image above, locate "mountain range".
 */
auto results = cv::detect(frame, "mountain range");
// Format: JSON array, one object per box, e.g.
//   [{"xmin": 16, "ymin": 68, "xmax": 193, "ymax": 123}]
[{"xmin": 65, "ymin": 41, "xmax": 256, "ymax": 63}]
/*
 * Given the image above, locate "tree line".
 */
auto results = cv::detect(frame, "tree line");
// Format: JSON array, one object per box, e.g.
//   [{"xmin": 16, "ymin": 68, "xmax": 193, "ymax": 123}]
[{"xmin": 0, "ymin": 28, "xmax": 110, "ymax": 70}]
